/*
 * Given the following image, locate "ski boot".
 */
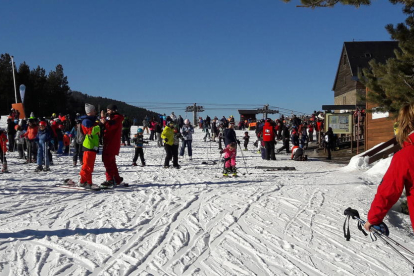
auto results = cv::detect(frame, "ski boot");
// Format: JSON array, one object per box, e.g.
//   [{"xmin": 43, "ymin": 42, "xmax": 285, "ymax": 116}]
[
  {"xmin": 84, "ymin": 184, "xmax": 92, "ymax": 189},
  {"xmin": 44, "ymin": 167, "xmax": 51, "ymax": 171},
  {"xmin": 78, "ymin": 182, "xmax": 88, "ymax": 188},
  {"xmin": 132, "ymin": 162, "xmax": 138, "ymax": 166},
  {"xmin": 100, "ymin": 179, "xmax": 115, "ymax": 189},
  {"xmin": 35, "ymin": 166, "xmax": 43, "ymax": 172},
  {"xmin": 223, "ymin": 168, "xmax": 230, "ymax": 177},
  {"xmin": 1, "ymin": 163, "xmax": 8, "ymax": 173},
  {"xmin": 231, "ymin": 167, "xmax": 237, "ymax": 177}
]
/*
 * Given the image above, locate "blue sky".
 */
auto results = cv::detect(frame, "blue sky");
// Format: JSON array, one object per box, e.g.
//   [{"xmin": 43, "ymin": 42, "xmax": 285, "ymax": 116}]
[{"xmin": 1, "ymin": 0, "xmax": 406, "ymax": 120}]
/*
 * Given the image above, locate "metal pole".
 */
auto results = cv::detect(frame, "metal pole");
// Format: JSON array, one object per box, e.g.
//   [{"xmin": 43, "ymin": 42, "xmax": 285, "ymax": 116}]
[
  {"xmin": 357, "ymin": 110, "xmax": 360, "ymax": 154},
  {"xmin": 11, "ymin": 56, "xmax": 18, "ymax": 103},
  {"xmin": 351, "ymin": 111, "xmax": 354, "ymax": 153},
  {"xmin": 193, "ymin": 103, "xmax": 197, "ymax": 128}
]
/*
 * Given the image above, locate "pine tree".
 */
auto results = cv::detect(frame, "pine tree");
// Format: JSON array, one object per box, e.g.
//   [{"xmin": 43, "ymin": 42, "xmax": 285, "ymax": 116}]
[
  {"xmin": 45, "ymin": 64, "xmax": 70, "ymax": 116},
  {"xmin": 359, "ymin": 2, "xmax": 414, "ymax": 113},
  {"xmin": 0, "ymin": 54, "xmax": 15, "ymax": 115},
  {"xmin": 29, "ymin": 66, "xmax": 47, "ymax": 117}
]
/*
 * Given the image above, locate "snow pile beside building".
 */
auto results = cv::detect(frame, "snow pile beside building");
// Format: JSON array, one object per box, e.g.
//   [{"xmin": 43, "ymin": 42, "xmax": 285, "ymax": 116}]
[
  {"xmin": 341, "ymin": 153, "xmax": 370, "ymax": 171},
  {"xmin": 365, "ymin": 156, "xmax": 393, "ymax": 183}
]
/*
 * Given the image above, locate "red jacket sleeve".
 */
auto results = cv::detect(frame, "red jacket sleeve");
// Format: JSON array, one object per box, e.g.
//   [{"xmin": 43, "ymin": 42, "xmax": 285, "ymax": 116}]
[
  {"xmin": 103, "ymin": 113, "xmax": 124, "ymax": 155},
  {"xmin": 367, "ymin": 152, "xmax": 406, "ymax": 225}
]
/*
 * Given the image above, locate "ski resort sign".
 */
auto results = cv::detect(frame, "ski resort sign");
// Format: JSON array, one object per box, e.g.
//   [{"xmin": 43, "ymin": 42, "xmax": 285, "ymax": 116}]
[{"xmin": 325, "ymin": 113, "xmax": 352, "ymax": 134}]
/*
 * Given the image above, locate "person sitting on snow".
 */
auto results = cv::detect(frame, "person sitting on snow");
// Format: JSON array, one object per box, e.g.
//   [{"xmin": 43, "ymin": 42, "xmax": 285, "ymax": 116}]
[{"xmin": 291, "ymin": 145, "xmax": 307, "ymax": 161}]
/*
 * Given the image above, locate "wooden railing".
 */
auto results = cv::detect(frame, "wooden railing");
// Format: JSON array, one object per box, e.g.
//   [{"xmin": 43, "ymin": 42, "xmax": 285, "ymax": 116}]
[{"xmin": 361, "ymin": 137, "xmax": 401, "ymax": 164}]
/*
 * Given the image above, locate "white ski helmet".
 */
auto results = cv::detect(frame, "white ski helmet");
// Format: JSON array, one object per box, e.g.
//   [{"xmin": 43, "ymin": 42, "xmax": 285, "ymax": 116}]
[{"xmin": 184, "ymin": 119, "xmax": 190, "ymax": 125}]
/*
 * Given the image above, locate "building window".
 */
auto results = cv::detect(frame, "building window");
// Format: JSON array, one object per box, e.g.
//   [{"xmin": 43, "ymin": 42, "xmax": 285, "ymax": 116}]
[
  {"xmin": 343, "ymin": 96, "xmax": 346, "ymax": 105},
  {"xmin": 343, "ymin": 54, "xmax": 347, "ymax": 65}
]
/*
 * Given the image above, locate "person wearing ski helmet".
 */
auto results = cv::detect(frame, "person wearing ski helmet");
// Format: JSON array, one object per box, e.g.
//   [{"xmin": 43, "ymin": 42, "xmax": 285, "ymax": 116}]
[
  {"xmin": 180, "ymin": 119, "xmax": 194, "ymax": 160},
  {"xmin": 365, "ymin": 103, "xmax": 414, "ymax": 233},
  {"xmin": 100, "ymin": 104, "xmax": 124, "ymax": 187},
  {"xmin": 131, "ymin": 128, "xmax": 148, "ymax": 166}
]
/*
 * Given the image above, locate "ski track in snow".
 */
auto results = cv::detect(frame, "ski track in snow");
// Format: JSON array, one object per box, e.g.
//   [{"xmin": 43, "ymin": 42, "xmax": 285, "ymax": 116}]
[{"xmin": 0, "ymin": 128, "xmax": 413, "ymax": 275}]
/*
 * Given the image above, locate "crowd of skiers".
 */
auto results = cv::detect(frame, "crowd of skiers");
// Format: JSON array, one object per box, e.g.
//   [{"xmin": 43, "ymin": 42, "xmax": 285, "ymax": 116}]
[
  {"xmin": 0, "ymin": 106, "xmax": 335, "ymax": 181},
  {"xmin": 2, "ymin": 104, "xmax": 414, "ymax": 246}
]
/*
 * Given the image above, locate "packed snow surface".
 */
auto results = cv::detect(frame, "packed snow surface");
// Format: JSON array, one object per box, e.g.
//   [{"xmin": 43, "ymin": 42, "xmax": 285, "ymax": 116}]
[{"xmin": 0, "ymin": 128, "xmax": 412, "ymax": 276}]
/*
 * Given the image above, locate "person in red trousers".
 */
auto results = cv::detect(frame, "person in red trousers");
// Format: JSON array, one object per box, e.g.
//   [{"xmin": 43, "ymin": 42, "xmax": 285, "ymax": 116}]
[
  {"xmin": 100, "ymin": 104, "xmax": 124, "ymax": 187},
  {"xmin": 364, "ymin": 103, "xmax": 414, "ymax": 233},
  {"xmin": 79, "ymin": 103, "xmax": 100, "ymax": 189}
]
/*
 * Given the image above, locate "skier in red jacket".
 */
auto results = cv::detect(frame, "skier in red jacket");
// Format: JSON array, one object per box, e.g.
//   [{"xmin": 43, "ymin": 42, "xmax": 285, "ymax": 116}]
[
  {"xmin": 262, "ymin": 119, "xmax": 276, "ymax": 160},
  {"xmin": 364, "ymin": 103, "xmax": 414, "ymax": 232},
  {"xmin": 100, "ymin": 104, "xmax": 124, "ymax": 187}
]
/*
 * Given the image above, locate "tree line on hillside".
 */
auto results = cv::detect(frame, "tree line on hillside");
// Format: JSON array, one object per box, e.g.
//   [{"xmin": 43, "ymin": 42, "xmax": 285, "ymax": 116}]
[{"xmin": 0, "ymin": 53, "xmax": 159, "ymax": 122}]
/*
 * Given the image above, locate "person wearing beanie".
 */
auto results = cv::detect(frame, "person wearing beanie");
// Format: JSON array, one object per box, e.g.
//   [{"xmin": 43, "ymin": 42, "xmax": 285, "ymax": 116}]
[
  {"xmin": 180, "ymin": 119, "xmax": 194, "ymax": 160},
  {"xmin": 85, "ymin": 103, "xmax": 95, "ymax": 114},
  {"xmin": 100, "ymin": 104, "xmax": 124, "ymax": 187},
  {"xmin": 79, "ymin": 103, "xmax": 100, "ymax": 189}
]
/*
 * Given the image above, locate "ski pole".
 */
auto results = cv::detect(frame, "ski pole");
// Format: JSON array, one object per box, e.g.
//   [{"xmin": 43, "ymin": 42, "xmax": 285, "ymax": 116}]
[
  {"xmin": 344, "ymin": 207, "xmax": 414, "ymax": 270},
  {"xmin": 354, "ymin": 216, "xmax": 414, "ymax": 257},
  {"xmin": 234, "ymin": 134, "xmax": 248, "ymax": 175}
]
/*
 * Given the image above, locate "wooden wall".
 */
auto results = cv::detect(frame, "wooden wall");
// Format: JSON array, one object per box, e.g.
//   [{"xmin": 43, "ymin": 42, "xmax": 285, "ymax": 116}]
[{"xmin": 365, "ymin": 90, "xmax": 396, "ymax": 150}]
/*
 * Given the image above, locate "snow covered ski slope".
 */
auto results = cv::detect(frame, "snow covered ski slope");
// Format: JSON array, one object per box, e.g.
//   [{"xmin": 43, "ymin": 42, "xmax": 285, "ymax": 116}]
[{"xmin": 0, "ymin": 129, "xmax": 413, "ymax": 275}]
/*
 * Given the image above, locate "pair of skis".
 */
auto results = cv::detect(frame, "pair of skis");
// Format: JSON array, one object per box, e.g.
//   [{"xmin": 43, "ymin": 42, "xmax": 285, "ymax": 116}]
[{"xmin": 56, "ymin": 179, "xmax": 129, "ymax": 191}]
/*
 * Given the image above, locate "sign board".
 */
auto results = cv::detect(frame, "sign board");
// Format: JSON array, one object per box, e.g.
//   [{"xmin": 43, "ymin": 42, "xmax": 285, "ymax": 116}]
[
  {"xmin": 372, "ymin": 107, "xmax": 389, "ymax": 120},
  {"xmin": 12, "ymin": 103, "xmax": 26, "ymax": 119},
  {"xmin": 325, "ymin": 113, "xmax": 352, "ymax": 134}
]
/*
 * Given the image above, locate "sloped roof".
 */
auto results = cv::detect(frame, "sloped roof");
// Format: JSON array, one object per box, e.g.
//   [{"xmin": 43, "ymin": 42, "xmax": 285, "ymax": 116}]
[
  {"xmin": 345, "ymin": 41, "xmax": 399, "ymax": 76},
  {"xmin": 332, "ymin": 41, "xmax": 399, "ymax": 91}
]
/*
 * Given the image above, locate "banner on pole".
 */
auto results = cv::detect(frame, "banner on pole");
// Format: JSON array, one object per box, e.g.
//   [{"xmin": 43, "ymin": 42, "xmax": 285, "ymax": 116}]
[{"xmin": 19, "ymin": 84, "xmax": 26, "ymax": 104}]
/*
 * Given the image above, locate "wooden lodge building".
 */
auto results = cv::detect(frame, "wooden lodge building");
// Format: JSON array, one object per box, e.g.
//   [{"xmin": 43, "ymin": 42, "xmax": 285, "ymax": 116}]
[{"xmin": 332, "ymin": 41, "xmax": 399, "ymax": 150}]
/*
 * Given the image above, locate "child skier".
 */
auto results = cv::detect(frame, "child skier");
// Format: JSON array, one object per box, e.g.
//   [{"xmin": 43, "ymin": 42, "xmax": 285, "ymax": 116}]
[
  {"xmin": 15, "ymin": 125, "xmax": 26, "ymax": 159},
  {"xmin": 131, "ymin": 128, "xmax": 148, "ymax": 166},
  {"xmin": 56, "ymin": 124, "xmax": 64, "ymax": 154},
  {"xmin": 220, "ymin": 142, "xmax": 237, "ymax": 176},
  {"xmin": 63, "ymin": 131, "xmax": 70, "ymax": 155},
  {"xmin": 243, "ymin": 131, "xmax": 249, "ymax": 151},
  {"xmin": 0, "ymin": 129, "xmax": 8, "ymax": 172}
]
